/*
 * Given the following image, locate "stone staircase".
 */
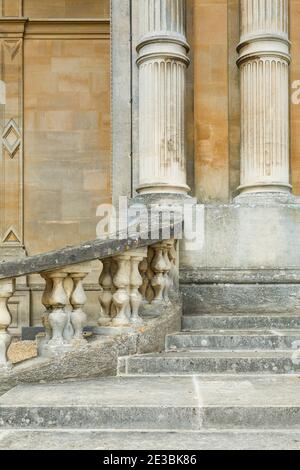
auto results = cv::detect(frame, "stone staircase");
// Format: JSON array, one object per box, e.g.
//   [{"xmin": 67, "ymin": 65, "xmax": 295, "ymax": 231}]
[
  {"xmin": 1, "ymin": 308, "xmax": 300, "ymax": 449},
  {"xmin": 120, "ymin": 313, "xmax": 300, "ymax": 375}
]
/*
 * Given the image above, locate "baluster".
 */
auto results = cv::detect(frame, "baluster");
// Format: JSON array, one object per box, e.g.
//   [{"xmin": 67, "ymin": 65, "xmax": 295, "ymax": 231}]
[
  {"xmin": 112, "ymin": 254, "xmax": 131, "ymax": 326},
  {"xmin": 46, "ymin": 271, "xmax": 69, "ymax": 353},
  {"xmin": 39, "ymin": 273, "xmax": 53, "ymax": 355},
  {"xmin": 98, "ymin": 258, "xmax": 113, "ymax": 326},
  {"xmin": 0, "ymin": 278, "xmax": 15, "ymax": 369},
  {"xmin": 139, "ymin": 257, "xmax": 149, "ymax": 302},
  {"xmin": 62, "ymin": 276, "xmax": 75, "ymax": 342},
  {"xmin": 129, "ymin": 250, "xmax": 147, "ymax": 324},
  {"xmin": 70, "ymin": 272, "xmax": 88, "ymax": 343},
  {"xmin": 168, "ymin": 239, "xmax": 178, "ymax": 289},
  {"xmin": 145, "ymin": 247, "xmax": 155, "ymax": 303},
  {"xmin": 110, "ymin": 260, "xmax": 118, "ymax": 318},
  {"xmin": 162, "ymin": 242, "xmax": 172, "ymax": 303},
  {"xmin": 151, "ymin": 243, "xmax": 167, "ymax": 304}
]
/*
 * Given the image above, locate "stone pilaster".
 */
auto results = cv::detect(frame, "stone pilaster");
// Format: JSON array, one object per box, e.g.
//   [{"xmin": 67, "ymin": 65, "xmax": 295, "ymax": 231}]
[
  {"xmin": 136, "ymin": 0, "xmax": 190, "ymax": 195},
  {"xmin": 237, "ymin": 0, "xmax": 291, "ymax": 194},
  {"xmin": 0, "ymin": 11, "xmax": 26, "ymax": 249},
  {"xmin": 0, "ymin": 0, "xmax": 22, "ymax": 17}
]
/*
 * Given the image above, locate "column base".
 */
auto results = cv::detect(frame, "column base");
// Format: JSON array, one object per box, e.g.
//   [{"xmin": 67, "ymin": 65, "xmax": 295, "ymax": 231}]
[
  {"xmin": 235, "ymin": 183, "xmax": 293, "ymax": 204},
  {"xmin": 131, "ymin": 192, "xmax": 195, "ymax": 207},
  {"xmin": 237, "ymin": 182, "xmax": 292, "ymax": 194},
  {"xmin": 136, "ymin": 183, "xmax": 190, "ymax": 195}
]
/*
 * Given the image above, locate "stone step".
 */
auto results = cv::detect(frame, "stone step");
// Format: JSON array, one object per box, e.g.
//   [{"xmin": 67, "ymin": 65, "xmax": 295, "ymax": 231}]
[
  {"xmin": 182, "ymin": 315, "xmax": 300, "ymax": 331},
  {"xmin": 181, "ymin": 284, "xmax": 300, "ymax": 316},
  {"xmin": 1, "ymin": 376, "xmax": 300, "ymax": 430},
  {"xmin": 1, "ymin": 429, "xmax": 300, "ymax": 450},
  {"xmin": 120, "ymin": 350, "xmax": 300, "ymax": 375},
  {"xmin": 166, "ymin": 330, "xmax": 300, "ymax": 351}
]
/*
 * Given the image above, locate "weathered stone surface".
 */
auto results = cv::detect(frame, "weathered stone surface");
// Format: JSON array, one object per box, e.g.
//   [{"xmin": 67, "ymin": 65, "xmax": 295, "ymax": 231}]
[
  {"xmin": 166, "ymin": 330, "xmax": 300, "ymax": 351},
  {"xmin": 0, "ymin": 337, "xmax": 118, "ymax": 396},
  {"xmin": 180, "ymin": 201, "xmax": 300, "ymax": 273},
  {"xmin": 111, "ymin": 0, "xmax": 132, "ymax": 202},
  {"xmin": 181, "ymin": 284, "xmax": 300, "ymax": 315},
  {"xmin": 1, "ymin": 375, "xmax": 300, "ymax": 430},
  {"xmin": 180, "ymin": 268, "xmax": 300, "ymax": 284},
  {"xmin": 121, "ymin": 309, "xmax": 300, "ymax": 375},
  {"xmin": 121, "ymin": 351, "xmax": 299, "ymax": 375},
  {"xmin": 0, "ymin": 221, "xmax": 180, "ymax": 280},
  {"xmin": 182, "ymin": 314, "xmax": 300, "ymax": 331},
  {"xmin": 0, "ymin": 295, "xmax": 181, "ymax": 393},
  {"xmin": 136, "ymin": 298, "xmax": 182, "ymax": 355},
  {"xmin": 0, "ymin": 235, "xmax": 157, "ymax": 280},
  {"xmin": 1, "ymin": 429, "xmax": 300, "ymax": 450}
]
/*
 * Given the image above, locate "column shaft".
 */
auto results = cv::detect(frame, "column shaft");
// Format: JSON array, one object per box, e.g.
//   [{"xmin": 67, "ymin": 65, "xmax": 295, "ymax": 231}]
[
  {"xmin": 137, "ymin": 0, "xmax": 190, "ymax": 195},
  {"xmin": 237, "ymin": 0, "xmax": 291, "ymax": 194}
]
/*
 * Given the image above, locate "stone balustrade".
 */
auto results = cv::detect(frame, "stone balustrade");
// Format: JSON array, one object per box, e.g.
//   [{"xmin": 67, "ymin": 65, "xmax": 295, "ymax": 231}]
[
  {"xmin": 39, "ymin": 262, "xmax": 92, "ymax": 357},
  {"xmin": 98, "ymin": 241, "xmax": 176, "ymax": 327},
  {"xmin": 0, "ymin": 239, "xmax": 177, "ymax": 368}
]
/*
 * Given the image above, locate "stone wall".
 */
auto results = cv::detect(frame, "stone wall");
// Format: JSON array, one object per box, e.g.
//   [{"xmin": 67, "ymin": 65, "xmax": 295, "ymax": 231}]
[
  {"xmin": 0, "ymin": 0, "xmax": 111, "ymax": 257},
  {"xmin": 191, "ymin": 0, "xmax": 229, "ymax": 203},
  {"xmin": 23, "ymin": 0, "xmax": 110, "ymax": 18},
  {"xmin": 190, "ymin": 0, "xmax": 300, "ymax": 201},
  {"xmin": 291, "ymin": 0, "xmax": 300, "ymax": 195},
  {"xmin": 0, "ymin": 0, "xmax": 111, "ymax": 330}
]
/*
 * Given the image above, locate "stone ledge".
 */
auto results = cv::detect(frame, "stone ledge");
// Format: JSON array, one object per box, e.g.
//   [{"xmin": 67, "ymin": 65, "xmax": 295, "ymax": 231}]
[{"xmin": 180, "ymin": 268, "xmax": 300, "ymax": 284}]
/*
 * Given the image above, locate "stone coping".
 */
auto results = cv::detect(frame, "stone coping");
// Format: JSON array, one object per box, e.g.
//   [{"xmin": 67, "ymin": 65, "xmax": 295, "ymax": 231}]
[{"xmin": 0, "ymin": 221, "xmax": 181, "ymax": 280}]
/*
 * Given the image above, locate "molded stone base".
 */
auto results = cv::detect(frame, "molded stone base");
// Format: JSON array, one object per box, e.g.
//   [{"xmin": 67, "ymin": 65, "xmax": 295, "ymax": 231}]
[
  {"xmin": 181, "ymin": 196, "xmax": 300, "ymax": 271},
  {"xmin": 180, "ymin": 197, "xmax": 300, "ymax": 313},
  {"xmin": 181, "ymin": 283, "xmax": 300, "ymax": 315}
]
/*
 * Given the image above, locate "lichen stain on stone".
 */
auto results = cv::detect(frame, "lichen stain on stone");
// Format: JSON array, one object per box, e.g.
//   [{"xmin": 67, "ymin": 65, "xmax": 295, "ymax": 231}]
[{"xmin": 167, "ymin": 139, "xmax": 176, "ymax": 153}]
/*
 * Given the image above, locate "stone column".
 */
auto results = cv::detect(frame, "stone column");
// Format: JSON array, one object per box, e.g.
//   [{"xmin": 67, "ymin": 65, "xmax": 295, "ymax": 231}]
[
  {"xmin": 237, "ymin": 0, "xmax": 291, "ymax": 194},
  {"xmin": 136, "ymin": 0, "xmax": 190, "ymax": 195}
]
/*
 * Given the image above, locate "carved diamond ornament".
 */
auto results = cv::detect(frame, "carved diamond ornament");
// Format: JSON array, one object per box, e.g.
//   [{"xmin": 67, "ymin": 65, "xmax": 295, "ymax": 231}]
[{"xmin": 2, "ymin": 119, "xmax": 21, "ymax": 158}]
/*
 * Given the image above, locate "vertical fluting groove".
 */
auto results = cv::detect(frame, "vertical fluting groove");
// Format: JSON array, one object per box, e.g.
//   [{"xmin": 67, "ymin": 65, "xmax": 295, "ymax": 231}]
[
  {"xmin": 241, "ymin": 0, "xmax": 288, "ymax": 37},
  {"xmin": 140, "ymin": 0, "xmax": 185, "ymax": 36}
]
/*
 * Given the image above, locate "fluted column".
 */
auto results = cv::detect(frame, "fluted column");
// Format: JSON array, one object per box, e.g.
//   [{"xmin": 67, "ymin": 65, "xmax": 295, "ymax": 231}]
[
  {"xmin": 237, "ymin": 0, "xmax": 291, "ymax": 194},
  {"xmin": 136, "ymin": 0, "xmax": 190, "ymax": 195}
]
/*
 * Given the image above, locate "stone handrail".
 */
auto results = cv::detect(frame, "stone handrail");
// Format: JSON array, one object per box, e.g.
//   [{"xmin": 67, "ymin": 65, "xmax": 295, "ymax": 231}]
[
  {"xmin": 0, "ymin": 222, "xmax": 180, "ymax": 370},
  {"xmin": 0, "ymin": 221, "xmax": 180, "ymax": 280}
]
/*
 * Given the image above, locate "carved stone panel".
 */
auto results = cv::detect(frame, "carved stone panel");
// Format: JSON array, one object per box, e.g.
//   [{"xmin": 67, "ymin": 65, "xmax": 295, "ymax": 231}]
[
  {"xmin": 0, "ymin": 21, "xmax": 24, "ymax": 248},
  {"xmin": 0, "ymin": 0, "xmax": 23, "ymax": 18}
]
